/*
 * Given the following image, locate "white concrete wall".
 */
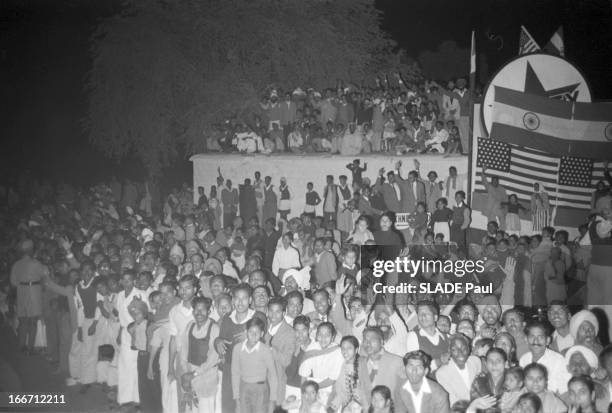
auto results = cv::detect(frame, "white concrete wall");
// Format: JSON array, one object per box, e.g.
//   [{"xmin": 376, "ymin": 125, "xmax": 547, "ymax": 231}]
[{"xmin": 191, "ymin": 153, "xmax": 469, "ymax": 217}]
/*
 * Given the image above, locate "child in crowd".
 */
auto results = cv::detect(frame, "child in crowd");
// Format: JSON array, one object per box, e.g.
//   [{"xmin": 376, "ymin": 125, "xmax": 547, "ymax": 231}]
[
  {"xmin": 345, "ymin": 215, "xmax": 374, "ymax": 246},
  {"xmin": 431, "ymin": 197, "xmax": 453, "ymax": 242},
  {"xmin": 513, "ymin": 392, "xmax": 542, "ymax": 413},
  {"xmin": 368, "ymin": 385, "xmax": 393, "ymax": 413},
  {"xmin": 346, "ymin": 159, "xmax": 367, "ymax": 187},
  {"xmin": 411, "ymin": 202, "xmax": 429, "ymax": 243},
  {"xmin": 501, "ymin": 366, "xmax": 527, "ymax": 413},
  {"xmin": 304, "ymin": 182, "xmax": 321, "ymax": 217},
  {"xmin": 212, "ymin": 293, "xmax": 232, "ymax": 323},
  {"xmin": 231, "ymin": 317, "xmax": 278, "ymax": 413},
  {"xmin": 282, "ymin": 380, "xmax": 327, "ymax": 413}
]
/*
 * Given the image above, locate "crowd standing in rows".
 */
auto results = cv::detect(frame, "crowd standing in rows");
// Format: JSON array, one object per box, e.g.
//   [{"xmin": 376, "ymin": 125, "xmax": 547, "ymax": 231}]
[
  {"xmin": 2, "ymin": 153, "xmax": 612, "ymax": 413},
  {"xmin": 206, "ymin": 76, "xmax": 475, "ymax": 157}
]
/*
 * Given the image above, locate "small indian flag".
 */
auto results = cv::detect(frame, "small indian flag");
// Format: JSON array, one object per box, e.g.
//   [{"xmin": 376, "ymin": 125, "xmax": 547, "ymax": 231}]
[
  {"xmin": 545, "ymin": 26, "xmax": 565, "ymax": 56},
  {"xmin": 469, "ymin": 30, "xmax": 476, "ymax": 91}
]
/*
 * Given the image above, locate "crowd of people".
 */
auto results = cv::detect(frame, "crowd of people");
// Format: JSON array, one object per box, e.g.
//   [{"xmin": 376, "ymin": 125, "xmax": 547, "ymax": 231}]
[
  {"xmin": 206, "ymin": 76, "xmax": 475, "ymax": 157},
  {"xmin": 2, "ymin": 152, "xmax": 612, "ymax": 413}
]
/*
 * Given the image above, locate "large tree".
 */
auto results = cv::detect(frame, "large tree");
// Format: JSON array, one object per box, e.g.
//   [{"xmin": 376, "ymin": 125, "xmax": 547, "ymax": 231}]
[{"xmin": 86, "ymin": 0, "xmax": 402, "ymax": 176}]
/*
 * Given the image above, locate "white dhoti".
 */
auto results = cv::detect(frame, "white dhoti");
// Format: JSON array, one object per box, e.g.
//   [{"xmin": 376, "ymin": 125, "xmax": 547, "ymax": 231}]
[
  {"xmin": 117, "ymin": 328, "xmax": 139, "ymax": 405},
  {"xmin": 68, "ymin": 330, "xmax": 82, "ymax": 381},
  {"xmin": 68, "ymin": 318, "xmax": 98, "ymax": 384},
  {"xmin": 159, "ymin": 344, "xmax": 178, "ymax": 413}
]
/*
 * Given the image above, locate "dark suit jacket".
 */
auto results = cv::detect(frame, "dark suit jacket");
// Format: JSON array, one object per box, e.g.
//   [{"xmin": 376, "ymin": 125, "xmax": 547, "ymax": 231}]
[
  {"xmin": 358, "ymin": 197, "xmax": 382, "ymax": 217},
  {"xmin": 358, "ymin": 351, "xmax": 405, "ymax": 404},
  {"xmin": 394, "ymin": 378, "xmax": 451, "ymax": 413},
  {"xmin": 375, "ymin": 177, "xmax": 401, "ymax": 212},
  {"xmin": 264, "ymin": 321, "xmax": 296, "ymax": 403},
  {"xmin": 263, "ymin": 230, "xmax": 281, "ymax": 269},
  {"xmin": 398, "ymin": 179, "xmax": 426, "ymax": 213}
]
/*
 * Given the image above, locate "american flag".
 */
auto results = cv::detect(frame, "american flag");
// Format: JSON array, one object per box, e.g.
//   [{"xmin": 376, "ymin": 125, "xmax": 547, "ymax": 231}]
[
  {"xmin": 474, "ymin": 137, "xmax": 605, "ymax": 210},
  {"xmin": 519, "ymin": 25, "xmax": 541, "ymax": 55}
]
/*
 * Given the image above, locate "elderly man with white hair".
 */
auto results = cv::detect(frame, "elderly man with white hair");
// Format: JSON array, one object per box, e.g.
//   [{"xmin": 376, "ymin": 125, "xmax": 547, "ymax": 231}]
[
  {"xmin": 561, "ymin": 345, "xmax": 609, "ymax": 412},
  {"xmin": 569, "ymin": 310, "xmax": 603, "ymax": 355}
]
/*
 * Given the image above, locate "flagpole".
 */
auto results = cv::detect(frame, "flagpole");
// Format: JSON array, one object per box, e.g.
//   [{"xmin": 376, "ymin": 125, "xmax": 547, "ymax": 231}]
[
  {"xmin": 468, "ymin": 30, "xmax": 476, "ymax": 157},
  {"xmin": 551, "ymin": 158, "xmax": 561, "ymax": 226},
  {"xmin": 469, "ymin": 30, "xmax": 476, "ymax": 95}
]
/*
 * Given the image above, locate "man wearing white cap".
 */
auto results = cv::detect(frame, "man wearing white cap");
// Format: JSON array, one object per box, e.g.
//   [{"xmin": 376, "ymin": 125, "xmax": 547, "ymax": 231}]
[{"xmin": 10, "ymin": 239, "xmax": 47, "ymax": 354}]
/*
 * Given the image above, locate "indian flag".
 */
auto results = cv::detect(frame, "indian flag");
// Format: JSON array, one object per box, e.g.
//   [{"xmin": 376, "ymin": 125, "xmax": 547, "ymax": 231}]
[{"xmin": 490, "ymin": 86, "xmax": 612, "ymax": 160}]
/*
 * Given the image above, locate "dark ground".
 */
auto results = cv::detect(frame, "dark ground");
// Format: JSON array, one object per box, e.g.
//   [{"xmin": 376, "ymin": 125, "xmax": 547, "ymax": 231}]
[{"xmin": 0, "ymin": 322, "xmax": 112, "ymax": 413}]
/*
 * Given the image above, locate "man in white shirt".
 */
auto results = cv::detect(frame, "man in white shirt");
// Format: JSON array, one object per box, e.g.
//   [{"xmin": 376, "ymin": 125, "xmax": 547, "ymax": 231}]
[
  {"xmin": 519, "ymin": 321, "xmax": 571, "ymax": 394},
  {"xmin": 272, "ymin": 233, "xmax": 301, "ymax": 278},
  {"xmin": 116, "ymin": 270, "xmax": 149, "ymax": 406},
  {"xmin": 548, "ymin": 303, "xmax": 574, "ymax": 353},
  {"xmin": 167, "ymin": 274, "xmax": 197, "ymax": 401},
  {"xmin": 395, "ymin": 350, "xmax": 451, "ymax": 413},
  {"xmin": 425, "ymin": 121, "xmax": 449, "ymax": 153}
]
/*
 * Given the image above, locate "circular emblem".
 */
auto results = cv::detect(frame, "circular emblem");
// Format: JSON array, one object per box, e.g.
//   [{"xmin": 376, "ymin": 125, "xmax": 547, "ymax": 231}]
[
  {"xmin": 523, "ymin": 112, "xmax": 540, "ymax": 130},
  {"xmin": 605, "ymin": 123, "xmax": 612, "ymax": 142},
  {"xmin": 481, "ymin": 53, "xmax": 592, "ymax": 135}
]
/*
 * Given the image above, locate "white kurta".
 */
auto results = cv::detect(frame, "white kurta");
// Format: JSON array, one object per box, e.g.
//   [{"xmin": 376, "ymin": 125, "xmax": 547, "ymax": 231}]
[{"xmin": 116, "ymin": 288, "xmax": 148, "ymax": 405}]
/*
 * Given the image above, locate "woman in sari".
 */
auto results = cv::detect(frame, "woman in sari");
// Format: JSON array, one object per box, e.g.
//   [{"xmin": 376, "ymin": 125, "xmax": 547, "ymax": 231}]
[
  {"xmin": 330, "ymin": 336, "xmax": 369, "ymax": 412},
  {"xmin": 298, "ymin": 322, "xmax": 344, "ymax": 406},
  {"xmin": 530, "ymin": 183, "xmax": 550, "ymax": 232}
]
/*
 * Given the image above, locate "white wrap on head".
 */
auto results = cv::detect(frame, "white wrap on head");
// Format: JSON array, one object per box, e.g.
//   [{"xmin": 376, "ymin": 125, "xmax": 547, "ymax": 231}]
[
  {"xmin": 569, "ymin": 309, "xmax": 599, "ymax": 339},
  {"xmin": 564, "ymin": 345, "xmax": 599, "ymax": 370},
  {"xmin": 282, "ymin": 266, "xmax": 311, "ymax": 291}
]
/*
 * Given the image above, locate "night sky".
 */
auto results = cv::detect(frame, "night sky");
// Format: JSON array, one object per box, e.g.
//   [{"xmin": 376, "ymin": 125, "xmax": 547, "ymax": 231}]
[{"xmin": 1, "ymin": 0, "xmax": 611, "ymax": 186}]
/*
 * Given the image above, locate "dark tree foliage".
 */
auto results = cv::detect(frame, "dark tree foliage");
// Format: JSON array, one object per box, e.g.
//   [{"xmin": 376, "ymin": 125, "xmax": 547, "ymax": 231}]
[{"xmin": 86, "ymin": 0, "xmax": 406, "ymax": 176}]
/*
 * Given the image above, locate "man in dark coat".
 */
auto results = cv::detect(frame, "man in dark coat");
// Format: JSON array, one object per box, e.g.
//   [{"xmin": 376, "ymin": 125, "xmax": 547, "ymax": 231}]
[{"xmin": 239, "ymin": 179, "xmax": 257, "ymax": 224}]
